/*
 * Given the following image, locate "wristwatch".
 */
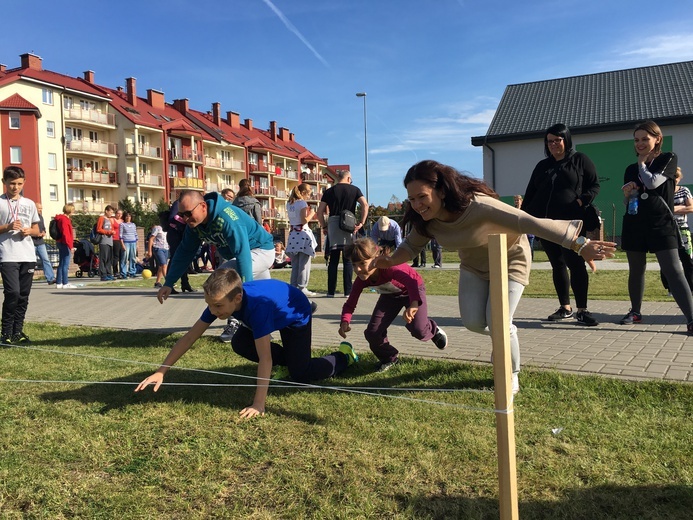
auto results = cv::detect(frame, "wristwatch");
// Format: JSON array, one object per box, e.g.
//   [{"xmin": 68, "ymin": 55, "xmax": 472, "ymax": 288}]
[{"xmin": 571, "ymin": 236, "xmax": 588, "ymax": 253}]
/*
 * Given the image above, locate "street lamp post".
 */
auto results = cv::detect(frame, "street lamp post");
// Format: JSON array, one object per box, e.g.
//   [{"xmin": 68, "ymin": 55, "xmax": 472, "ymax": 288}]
[{"xmin": 355, "ymin": 92, "xmax": 369, "ymax": 204}]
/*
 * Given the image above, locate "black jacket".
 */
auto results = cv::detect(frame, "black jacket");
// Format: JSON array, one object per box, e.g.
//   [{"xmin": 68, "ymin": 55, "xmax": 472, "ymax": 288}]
[{"xmin": 522, "ymin": 150, "xmax": 600, "ymax": 221}]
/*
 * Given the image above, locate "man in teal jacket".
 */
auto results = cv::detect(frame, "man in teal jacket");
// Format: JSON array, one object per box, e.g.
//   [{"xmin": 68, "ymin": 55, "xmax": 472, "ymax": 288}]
[{"xmin": 157, "ymin": 190, "xmax": 274, "ymax": 308}]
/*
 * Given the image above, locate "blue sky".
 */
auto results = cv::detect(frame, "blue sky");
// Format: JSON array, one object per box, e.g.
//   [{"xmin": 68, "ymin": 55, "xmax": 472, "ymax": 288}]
[{"xmin": 3, "ymin": 0, "xmax": 693, "ymax": 207}]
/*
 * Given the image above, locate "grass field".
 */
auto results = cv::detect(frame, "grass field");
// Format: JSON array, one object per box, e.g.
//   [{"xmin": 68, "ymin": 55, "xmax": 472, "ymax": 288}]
[{"xmin": 1, "ymin": 323, "xmax": 691, "ymax": 519}]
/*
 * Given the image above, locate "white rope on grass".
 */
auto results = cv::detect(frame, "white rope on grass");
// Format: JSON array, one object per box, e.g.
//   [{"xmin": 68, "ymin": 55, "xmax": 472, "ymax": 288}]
[{"xmin": 2, "ymin": 344, "xmax": 510, "ymax": 414}]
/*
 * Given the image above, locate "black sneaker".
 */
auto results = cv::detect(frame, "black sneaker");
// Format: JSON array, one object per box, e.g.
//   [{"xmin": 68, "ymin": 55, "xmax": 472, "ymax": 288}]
[
  {"xmin": 432, "ymin": 327, "xmax": 448, "ymax": 350},
  {"xmin": 376, "ymin": 357, "xmax": 399, "ymax": 372},
  {"xmin": 0, "ymin": 335, "xmax": 12, "ymax": 345},
  {"xmin": 12, "ymin": 332, "xmax": 30, "ymax": 344},
  {"xmin": 687, "ymin": 322, "xmax": 693, "ymax": 336},
  {"xmin": 547, "ymin": 307, "xmax": 573, "ymax": 321},
  {"xmin": 619, "ymin": 310, "xmax": 642, "ymax": 325},
  {"xmin": 576, "ymin": 310, "xmax": 599, "ymax": 327}
]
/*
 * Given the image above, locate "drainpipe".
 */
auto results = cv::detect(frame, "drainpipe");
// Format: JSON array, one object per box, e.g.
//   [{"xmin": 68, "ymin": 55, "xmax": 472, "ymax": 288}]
[{"xmin": 484, "ymin": 137, "xmax": 497, "ymax": 190}]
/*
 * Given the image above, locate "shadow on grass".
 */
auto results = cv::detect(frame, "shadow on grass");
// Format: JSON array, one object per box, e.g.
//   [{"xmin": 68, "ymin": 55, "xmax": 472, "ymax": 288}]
[{"xmin": 396, "ymin": 483, "xmax": 693, "ymax": 520}]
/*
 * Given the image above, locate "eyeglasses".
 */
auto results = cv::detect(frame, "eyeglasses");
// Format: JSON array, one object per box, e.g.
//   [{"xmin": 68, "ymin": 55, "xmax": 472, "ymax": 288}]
[
  {"xmin": 547, "ymin": 138, "xmax": 564, "ymax": 145},
  {"xmin": 177, "ymin": 202, "xmax": 202, "ymax": 220}
]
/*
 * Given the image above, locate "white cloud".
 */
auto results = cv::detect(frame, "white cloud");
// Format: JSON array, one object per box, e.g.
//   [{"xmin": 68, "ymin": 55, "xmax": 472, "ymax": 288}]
[{"xmin": 596, "ymin": 33, "xmax": 693, "ymax": 71}]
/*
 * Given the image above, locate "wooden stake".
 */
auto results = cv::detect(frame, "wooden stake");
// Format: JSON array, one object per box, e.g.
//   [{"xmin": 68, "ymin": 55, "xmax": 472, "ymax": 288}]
[{"xmin": 488, "ymin": 234, "xmax": 519, "ymax": 520}]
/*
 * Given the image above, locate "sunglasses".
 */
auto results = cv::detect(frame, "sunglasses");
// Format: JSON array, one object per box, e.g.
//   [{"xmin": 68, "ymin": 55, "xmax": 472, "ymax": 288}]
[{"xmin": 177, "ymin": 202, "xmax": 202, "ymax": 220}]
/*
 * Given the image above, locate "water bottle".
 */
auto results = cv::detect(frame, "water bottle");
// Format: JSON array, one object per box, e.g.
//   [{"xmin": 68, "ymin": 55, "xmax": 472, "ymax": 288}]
[{"xmin": 627, "ymin": 191, "xmax": 639, "ymax": 215}]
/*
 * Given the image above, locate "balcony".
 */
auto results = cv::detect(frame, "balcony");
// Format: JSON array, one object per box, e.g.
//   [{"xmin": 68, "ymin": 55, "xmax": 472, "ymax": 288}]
[
  {"xmin": 171, "ymin": 177, "xmax": 204, "ymax": 190},
  {"xmin": 64, "ymin": 108, "xmax": 115, "ymax": 128},
  {"xmin": 127, "ymin": 173, "xmax": 164, "ymax": 187},
  {"xmin": 169, "ymin": 146, "xmax": 202, "ymax": 163},
  {"xmin": 66, "ymin": 139, "xmax": 118, "ymax": 156},
  {"xmin": 255, "ymin": 185, "xmax": 277, "ymax": 197},
  {"xmin": 301, "ymin": 171, "xmax": 325, "ymax": 183},
  {"xmin": 249, "ymin": 162, "xmax": 272, "ymax": 174},
  {"xmin": 70, "ymin": 199, "xmax": 119, "ymax": 214},
  {"xmin": 67, "ymin": 168, "xmax": 119, "ymax": 186},
  {"xmin": 126, "ymin": 143, "xmax": 162, "ymax": 159}
]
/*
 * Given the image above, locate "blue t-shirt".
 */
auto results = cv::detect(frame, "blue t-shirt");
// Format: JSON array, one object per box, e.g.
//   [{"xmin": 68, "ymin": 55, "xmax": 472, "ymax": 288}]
[{"xmin": 200, "ymin": 280, "xmax": 311, "ymax": 339}]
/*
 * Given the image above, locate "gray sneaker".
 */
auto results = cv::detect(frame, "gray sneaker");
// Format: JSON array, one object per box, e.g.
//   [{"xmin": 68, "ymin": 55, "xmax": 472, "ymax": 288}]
[
  {"xmin": 376, "ymin": 357, "xmax": 400, "ymax": 372},
  {"xmin": 220, "ymin": 318, "xmax": 240, "ymax": 343}
]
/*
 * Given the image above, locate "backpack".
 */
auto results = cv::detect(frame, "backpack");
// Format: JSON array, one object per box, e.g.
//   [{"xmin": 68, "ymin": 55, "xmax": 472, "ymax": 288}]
[
  {"xmin": 49, "ymin": 218, "xmax": 62, "ymax": 240},
  {"xmin": 89, "ymin": 223, "xmax": 102, "ymax": 245}
]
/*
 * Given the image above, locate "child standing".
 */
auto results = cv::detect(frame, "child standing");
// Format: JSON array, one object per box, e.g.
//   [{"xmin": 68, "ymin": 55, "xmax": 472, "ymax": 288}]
[
  {"xmin": 136, "ymin": 268, "xmax": 358, "ymax": 419},
  {"xmin": 0, "ymin": 166, "xmax": 40, "ymax": 344},
  {"xmin": 339, "ymin": 237, "xmax": 447, "ymax": 372}
]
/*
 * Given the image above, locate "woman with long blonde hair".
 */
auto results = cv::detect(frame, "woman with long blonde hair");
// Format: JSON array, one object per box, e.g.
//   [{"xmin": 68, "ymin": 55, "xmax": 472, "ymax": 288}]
[{"xmin": 286, "ymin": 183, "xmax": 318, "ymax": 296}]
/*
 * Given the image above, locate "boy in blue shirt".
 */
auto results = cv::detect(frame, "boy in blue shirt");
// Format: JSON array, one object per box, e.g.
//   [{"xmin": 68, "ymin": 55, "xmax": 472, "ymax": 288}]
[{"xmin": 137, "ymin": 268, "xmax": 358, "ymax": 419}]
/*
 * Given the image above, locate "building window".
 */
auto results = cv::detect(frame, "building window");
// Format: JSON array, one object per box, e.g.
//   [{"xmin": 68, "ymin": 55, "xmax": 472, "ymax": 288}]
[
  {"xmin": 48, "ymin": 153, "xmax": 57, "ymax": 170},
  {"xmin": 42, "ymin": 89, "xmax": 53, "ymax": 105},
  {"xmin": 9, "ymin": 112, "xmax": 20, "ymax": 129},
  {"xmin": 10, "ymin": 146, "xmax": 21, "ymax": 164},
  {"xmin": 49, "ymin": 184, "xmax": 58, "ymax": 201},
  {"xmin": 47, "ymin": 121, "xmax": 55, "ymax": 138}
]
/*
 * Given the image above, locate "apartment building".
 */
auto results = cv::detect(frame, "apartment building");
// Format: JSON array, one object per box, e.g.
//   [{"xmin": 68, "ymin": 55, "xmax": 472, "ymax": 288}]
[{"xmin": 0, "ymin": 53, "xmax": 336, "ymax": 229}]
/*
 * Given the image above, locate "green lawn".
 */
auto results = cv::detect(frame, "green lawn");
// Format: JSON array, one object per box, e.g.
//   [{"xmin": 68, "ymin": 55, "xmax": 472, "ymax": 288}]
[{"xmin": 1, "ymin": 323, "xmax": 691, "ymax": 519}]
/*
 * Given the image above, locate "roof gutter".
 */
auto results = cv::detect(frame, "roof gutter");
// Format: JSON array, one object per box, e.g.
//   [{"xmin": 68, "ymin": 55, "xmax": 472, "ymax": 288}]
[{"xmin": 483, "ymin": 137, "xmax": 497, "ymax": 191}]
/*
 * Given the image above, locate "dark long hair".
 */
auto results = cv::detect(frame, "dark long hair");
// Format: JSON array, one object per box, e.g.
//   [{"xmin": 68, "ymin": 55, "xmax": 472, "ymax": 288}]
[
  {"xmin": 402, "ymin": 160, "xmax": 498, "ymax": 238},
  {"xmin": 543, "ymin": 123, "xmax": 573, "ymax": 158}
]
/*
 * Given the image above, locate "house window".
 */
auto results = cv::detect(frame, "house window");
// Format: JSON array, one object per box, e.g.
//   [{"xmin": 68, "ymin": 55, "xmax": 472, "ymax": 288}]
[
  {"xmin": 49, "ymin": 184, "xmax": 58, "ymax": 201},
  {"xmin": 168, "ymin": 164, "xmax": 177, "ymax": 178},
  {"xmin": 63, "ymin": 96, "xmax": 73, "ymax": 109},
  {"xmin": 184, "ymin": 166, "xmax": 194, "ymax": 178},
  {"xmin": 48, "ymin": 153, "xmax": 57, "ymax": 170},
  {"xmin": 9, "ymin": 112, "xmax": 20, "ymax": 129},
  {"xmin": 42, "ymin": 89, "xmax": 53, "ymax": 105},
  {"xmin": 10, "ymin": 146, "xmax": 21, "ymax": 164},
  {"xmin": 139, "ymin": 163, "xmax": 148, "ymax": 174},
  {"xmin": 68, "ymin": 188, "xmax": 85, "ymax": 202},
  {"xmin": 80, "ymin": 100, "xmax": 96, "ymax": 111},
  {"xmin": 47, "ymin": 121, "xmax": 55, "ymax": 138}
]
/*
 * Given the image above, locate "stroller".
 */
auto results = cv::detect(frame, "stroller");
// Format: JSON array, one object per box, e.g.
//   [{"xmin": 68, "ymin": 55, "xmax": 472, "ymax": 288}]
[{"xmin": 73, "ymin": 239, "xmax": 99, "ymax": 278}]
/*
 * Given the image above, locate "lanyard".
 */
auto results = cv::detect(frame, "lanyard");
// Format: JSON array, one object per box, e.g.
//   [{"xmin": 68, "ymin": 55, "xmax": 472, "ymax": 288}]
[{"xmin": 6, "ymin": 196, "xmax": 20, "ymax": 224}]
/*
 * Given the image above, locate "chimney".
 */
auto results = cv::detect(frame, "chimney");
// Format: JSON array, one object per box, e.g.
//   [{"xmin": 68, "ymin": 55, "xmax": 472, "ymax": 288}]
[
  {"xmin": 289, "ymin": 133, "xmax": 295, "ymax": 142},
  {"xmin": 117, "ymin": 86, "xmax": 123, "ymax": 92},
  {"xmin": 173, "ymin": 98, "xmax": 189, "ymax": 114},
  {"xmin": 212, "ymin": 102, "xmax": 221, "ymax": 126},
  {"xmin": 279, "ymin": 127, "xmax": 290, "ymax": 141},
  {"xmin": 0, "ymin": 64, "xmax": 7, "ymax": 73},
  {"xmin": 83, "ymin": 70, "xmax": 95, "ymax": 83},
  {"xmin": 126, "ymin": 77, "xmax": 137, "ymax": 107},
  {"xmin": 269, "ymin": 121, "xmax": 278, "ymax": 141},
  {"xmin": 227, "ymin": 111, "xmax": 240, "ymax": 128},
  {"xmin": 148, "ymin": 89, "xmax": 165, "ymax": 110},
  {"xmin": 20, "ymin": 53, "xmax": 42, "ymax": 71},
  {"xmin": 244, "ymin": 118, "xmax": 253, "ymax": 131}
]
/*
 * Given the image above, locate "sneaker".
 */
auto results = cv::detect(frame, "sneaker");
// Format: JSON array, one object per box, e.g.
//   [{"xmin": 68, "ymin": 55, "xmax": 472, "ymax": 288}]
[
  {"xmin": 47, "ymin": 279, "xmax": 56, "ymax": 285},
  {"xmin": 301, "ymin": 288, "xmax": 318, "ymax": 297},
  {"xmin": 432, "ymin": 327, "xmax": 448, "ymax": 350},
  {"xmin": 547, "ymin": 307, "xmax": 573, "ymax": 321},
  {"xmin": 576, "ymin": 310, "xmax": 599, "ymax": 327},
  {"xmin": 687, "ymin": 322, "xmax": 693, "ymax": 336},
  {"xmin": 0, "ymin": 335, "xmax": 12, "ymax": 345},
  {"xmin": 56, "ymin": 283, "xmax": 63, "ymax": 289},
  {"xmin": 376, "ymin": 357, "xmax": 399, "ymax": 372},
  {"xmin": 220, "ymin": 318, "xmax": 240, "ymax": 343},
  {"xmin": 512, "ymin": 373, "xmax": 520, "ymax": 395},
  {"xmin": 272, "ymin": 365, "xmax": 291, "ymax": 380},
  {"xmin": 62, "ymin": 283, "xmax": 78, "ymax": 289},
  {"xmin": 326, "ymin": 294, "xmax": 336, "ymax": 298},
  {"xmin": 619, "ymin": 310, "xmax": 642, "ymax": 325},
  {"xmin": 310, "ymin": 301, "xmax": 318, "ymax": 315},
  {"xmin": 154, "ymin": 282, "xmax": 163, "ymax": 288},
  {"xmin": 338, "ymin": 341, "xmax": 359, "ymax": 366},
  {"xmin": 12, "ymin": 332, "xmax": 30, "ymax": 344},
  {"xmin": 432, "ymin": 264, "xmax": 442, "ymax": 269}
]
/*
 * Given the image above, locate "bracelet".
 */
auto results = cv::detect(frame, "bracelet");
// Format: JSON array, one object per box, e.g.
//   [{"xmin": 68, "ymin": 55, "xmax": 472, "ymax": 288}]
[{"xmin": 577, "ymin": 240, "xmax": 590, "ymax": 255}]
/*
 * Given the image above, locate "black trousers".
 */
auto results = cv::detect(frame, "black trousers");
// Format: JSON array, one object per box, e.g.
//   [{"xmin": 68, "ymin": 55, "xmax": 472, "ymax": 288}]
[
  {"xmin": 166, "ymin": 228, "xmax": 190, "ymax": 288},
  {"xmin": 1, "ymin": 261, "xmax": 34, "ymax": 337},
  {"xmin": 112, "ymin": 240, "xmax": 123, "ymax": 275},
  {"xmin": 540, "ymin": 237, "xmax": 589, "ymax": 309},
  {"xmin": 99, "ymin": 243, "xmax": 113, "ymax": 277}
]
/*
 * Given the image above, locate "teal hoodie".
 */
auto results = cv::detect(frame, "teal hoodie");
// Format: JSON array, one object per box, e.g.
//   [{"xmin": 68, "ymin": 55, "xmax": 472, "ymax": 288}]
[{"xmin": 165, "ymin": 192, "xmax": 273, "ymax": 287}]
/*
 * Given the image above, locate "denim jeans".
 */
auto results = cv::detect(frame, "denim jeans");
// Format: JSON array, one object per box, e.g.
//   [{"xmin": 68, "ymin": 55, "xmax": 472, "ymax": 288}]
[
  {"xmin": 122, "ymin": 242, "xmax": 137, "ymax": 276},
  {"xmin": 35, "ymin": 243, "xmax": 55, "ymax": 282},
  {"xmin": 56, "ymin": 242, "xmax": 71, "ymax": 285}
]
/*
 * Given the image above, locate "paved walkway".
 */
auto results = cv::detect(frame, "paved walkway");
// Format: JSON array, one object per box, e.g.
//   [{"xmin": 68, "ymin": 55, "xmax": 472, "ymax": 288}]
[{"xmin": 24, "ymin": 265, "xmax": 691, "ymax": 383}]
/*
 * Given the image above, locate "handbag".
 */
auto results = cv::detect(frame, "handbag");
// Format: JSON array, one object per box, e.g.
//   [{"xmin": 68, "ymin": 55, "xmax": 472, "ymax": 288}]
[
  {"xmin": 339, "ymin": 210, "xmax": 356, "ymax": 233},
  {"xmin": 652, "ymin": 191, "xmax": 686, "ymax": 249},
  {"xmin": 582, "ymin": 203, "xmax": 601, "ymax": 232}
]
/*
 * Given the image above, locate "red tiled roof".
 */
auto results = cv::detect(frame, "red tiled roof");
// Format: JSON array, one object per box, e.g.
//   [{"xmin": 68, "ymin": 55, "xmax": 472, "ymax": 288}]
[
  {"xmin": 0, "ymin": 67, "xmax": 110, "ymax": 99},
  {"xmin": 0, "ymin": 93, "xmax": 39, "ymax": 111}
]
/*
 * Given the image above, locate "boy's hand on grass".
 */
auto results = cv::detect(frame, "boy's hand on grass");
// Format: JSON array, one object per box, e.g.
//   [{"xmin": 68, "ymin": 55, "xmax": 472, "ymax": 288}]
[
  {"xmin": 338, "ymin": 321, "xmax": 351, "ymax": 338},
  {"xmin": 239, "ymin": 405, "xmax": 265, "ymax": 419},
  {"xmin": 403, "ymin": 304, "xmax": 419, "ymax": 324},
  {"xmin": 135, "ymin": 373, "xmax": 164, "ymax": 392}
]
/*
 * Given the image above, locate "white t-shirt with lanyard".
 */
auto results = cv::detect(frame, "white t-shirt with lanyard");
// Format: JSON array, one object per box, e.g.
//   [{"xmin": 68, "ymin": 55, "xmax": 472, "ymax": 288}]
[{"xmin": 0, "ymin": 194, "xmax": 39, "ymax": 262}]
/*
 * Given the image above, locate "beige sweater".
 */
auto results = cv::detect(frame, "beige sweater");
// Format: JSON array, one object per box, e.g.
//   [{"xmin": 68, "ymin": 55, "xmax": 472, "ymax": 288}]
[{"xmin": 399, "ymin": 194, "xmax": 582, "ymax": 286}]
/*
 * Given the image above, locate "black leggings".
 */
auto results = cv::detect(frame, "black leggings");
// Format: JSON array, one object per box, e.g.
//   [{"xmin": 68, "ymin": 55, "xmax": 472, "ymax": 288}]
[
  {"xmin": 540, "ymin": 238, "xmax": 589, "ymax": 309},
  {"xmin": 627, "ymin": 249, "xmax": 693, "ymax": 322}
]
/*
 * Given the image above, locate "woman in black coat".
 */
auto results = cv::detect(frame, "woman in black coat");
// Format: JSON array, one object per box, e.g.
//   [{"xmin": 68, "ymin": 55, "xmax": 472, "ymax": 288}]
[{"xmin": 522, "ymin": 123, "xmax": 600, "ymax": 326}]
